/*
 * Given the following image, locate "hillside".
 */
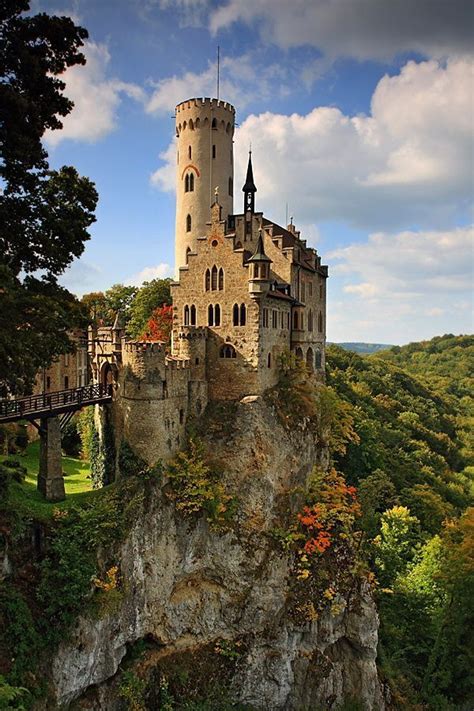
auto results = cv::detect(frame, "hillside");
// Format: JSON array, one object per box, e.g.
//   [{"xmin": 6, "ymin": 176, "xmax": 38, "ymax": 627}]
[
  {"xmin": 326, "ymin": 338, "xmax": 473, "ymax": 709},
  {"xmin": 333, "ymin": 342, "xmax": 394, "ymax": 355}
]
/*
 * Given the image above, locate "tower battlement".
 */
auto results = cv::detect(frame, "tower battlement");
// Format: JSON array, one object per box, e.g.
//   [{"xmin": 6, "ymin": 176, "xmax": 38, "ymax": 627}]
[{"xmin": 176, "ymin": 97, "xmax": 235, "ymax": 115}]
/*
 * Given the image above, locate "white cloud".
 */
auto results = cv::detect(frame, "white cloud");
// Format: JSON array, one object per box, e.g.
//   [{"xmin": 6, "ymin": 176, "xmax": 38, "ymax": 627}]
[
  {"xmin": 151, "ymin": 56, "xmax": 473, "ymax": 230},
  {"xmin": 45, "ymin": 42, "xmax": 145, "ymax": 147},
  {"xmin": 126, "ymin": 263, "xmax": 174, "ymax": 286},
  {"xmin": 146, "ymin": 54, "xmax": 288, "ymax": 116},
  {"xmin": 210, "ymin": 0, "xmax": 473, "ymax": 61},
  {"xmin": 327, "ymin": 226, "xmax": 473, "ymax": 343},
  {"xmin": 230, "ymin": 57, "xmax": 473, "ymax": 230}
]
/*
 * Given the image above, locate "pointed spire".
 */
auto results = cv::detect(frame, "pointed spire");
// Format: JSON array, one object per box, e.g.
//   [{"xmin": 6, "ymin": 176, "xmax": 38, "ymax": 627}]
[
  {"xmin": 243, "ymin": 150, "xmax": 257, "ymax": 216},
  {"xmin": 247, "ymin": 228, "xmax": 271, "ymax": 263},
  {"xmin": 242, "ymin": 150, "xmax": 257, "ymax": 193}
]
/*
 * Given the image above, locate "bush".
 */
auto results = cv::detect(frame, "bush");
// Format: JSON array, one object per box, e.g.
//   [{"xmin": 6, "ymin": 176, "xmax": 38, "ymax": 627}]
[{"xmin": 61, "ymin": 418, "xmax": 81, "ymax": 457}]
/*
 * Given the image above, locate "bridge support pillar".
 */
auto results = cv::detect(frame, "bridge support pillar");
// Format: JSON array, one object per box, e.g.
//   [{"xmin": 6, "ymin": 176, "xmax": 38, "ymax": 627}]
[{"xmin": 38, "ymin": 417, "xmax": 65, "ymax": 502}]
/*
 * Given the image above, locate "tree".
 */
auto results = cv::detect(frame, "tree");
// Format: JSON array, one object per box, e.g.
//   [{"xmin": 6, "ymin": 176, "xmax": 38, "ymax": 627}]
[
  {"xmin": 126, "ymin": 279, "xmax": 172, "ymax": 339},
  {"xmin": 142, "ymin": 304, "xmax": 173, "ymax": 345},
  {"xmin": 0, "ymin": 1, "xmax": 98, "ymax": 395}
]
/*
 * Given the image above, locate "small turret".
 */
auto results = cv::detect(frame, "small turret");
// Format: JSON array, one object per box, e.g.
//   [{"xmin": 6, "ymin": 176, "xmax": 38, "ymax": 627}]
[{"xmin": 247, "ymin": 228, "xmax": 271, "ymax": 298}]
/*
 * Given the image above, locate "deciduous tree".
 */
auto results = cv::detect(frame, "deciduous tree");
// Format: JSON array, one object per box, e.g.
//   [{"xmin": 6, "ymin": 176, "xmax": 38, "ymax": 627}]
[{"xmin": 0, "ymin": 0, "xmax": 98, "ymax": 395}]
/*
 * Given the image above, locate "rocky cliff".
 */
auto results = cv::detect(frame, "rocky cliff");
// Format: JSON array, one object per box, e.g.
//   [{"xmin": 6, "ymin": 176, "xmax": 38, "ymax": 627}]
[{"xmin": 51, "ymin": 397, "xmax": 384, "ymax": 710}]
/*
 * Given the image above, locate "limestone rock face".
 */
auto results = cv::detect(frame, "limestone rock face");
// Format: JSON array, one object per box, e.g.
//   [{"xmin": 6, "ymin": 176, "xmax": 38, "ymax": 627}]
[{"xmin": 51, "ymin": 398, "xmax": 384, "ymax": 710}]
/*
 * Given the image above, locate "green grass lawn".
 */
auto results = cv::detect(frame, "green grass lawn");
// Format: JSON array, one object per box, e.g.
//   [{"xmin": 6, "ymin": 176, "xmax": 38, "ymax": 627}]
[{"xmin": 2, "ymin": 440, "xmax": 100, "ymax": 521}]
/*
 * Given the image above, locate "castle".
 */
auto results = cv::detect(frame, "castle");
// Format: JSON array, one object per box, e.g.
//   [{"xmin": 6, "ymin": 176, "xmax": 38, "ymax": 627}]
[{"xmin": 89, "ymin": 97, "xmax": 328, "ymax": 465}]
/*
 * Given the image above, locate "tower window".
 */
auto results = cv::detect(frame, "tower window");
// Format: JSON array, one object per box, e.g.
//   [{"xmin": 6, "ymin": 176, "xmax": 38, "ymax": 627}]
[
  {"xmin": 185, "ymin": 174, "xmax": 189, "ymax": 192},
  {"xmin": 240, "ymin": 303, "xmax": 246, "ymax": 326},
  {"xmin": 186, "ymin": 214, "xmax": 191, "ymax": 232},
  {"xmin": 205, "ymin": 269, "xmax": 210, "ymax": 291},
  {"xmin": 315, "ymin": 350, "xmax": 322, "ymax": 368},
  {"xmin": 64, "ymin": 376, "xmax": 69, "ymax": 389},
  {"xmin": 189, "ymin": 172, "xmax": 194, "ymax": 191},
  {"xmin": 212, "ymin": 144, "xmax": 216, "ymax": 159},
  {"xmin": 184, "ymin": 305, "xmax": 190, "ymax": 325},
  {"xmin": 293, "ymin": 311, "xmax": 298, "ymax": 330},
  {"xmin": 267, "ymin": 353, "xmax": 272, "ymax": 368},
  {"xmin": 228, "ymin": 177, "xmax": 233, "ymax": 196},
  {"xmin": 211, "ymin": 265, "xmax": 218, "ymax": 290},
  {"xmin": 218, "ymin": 267, "xmax": 224, "ymax": 290},
  {"xmin": 233, "ymin": 303, "xmax": 239, "ymax": 326},
  {"xmin": 186, "ymin": 246, "xmax": 191, "ymax": 264},
  {"xmin": 208, "ymin": 304, "xmax": 214, "ymax": 326},
  {"xmin": 272, "ymin": 310, "xmax": 278, "ymax": 329},
  {"xmin": 190, "ymin": 305, "xmax": 196, "ymax": 325},
  {"xmin": 308, "ymin": 310, "xmax": 313, "ymax": 332},
  {"xmin": 318, "ymin": 311, "xmax": 323, "ymax": 333},
  {"xmin": 211, "ymin": 118, "xmax": 217, "ymax": 129},
  {"xmin": 233, "ymin": 303, "xmax": 246, "ymax": 326},
  {"xmin": 188, "ymin": 145, "xmax": 192, "ymax": 159},
  {"xmin": 220, "ymin": 344, "xmax": 236, "ymax": 359},
  {"xmin": 214, "ymin": 304, "xmax": 221, "ymax": 326}
]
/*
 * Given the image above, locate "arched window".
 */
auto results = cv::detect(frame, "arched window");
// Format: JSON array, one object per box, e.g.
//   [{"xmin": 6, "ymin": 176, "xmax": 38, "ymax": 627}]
[
  {"xmin": 267, "ymin": 353, "xmax": 271, "ymax": 368},
  {"xmin": 188, "ymin": 145, "xmax": 192, "ymax": 159},
  {"xmin": 190, "ymin": 305, "xmax": 196, "ymax": 326},
  {"xmin": 306, "ymin": 347, "xmax": 314, "ymax": 373},
  {"xmin": 186, "ymin": 246, "xmax": 191, "ymax": 264},
  {"xmin": 228, "ymin": 177, "xmax": 233, "ymax": 196},
  {"xmin": 211, "ymin": 118, "xmax": 217, "ymax": 129},
  {"xmin": 308, "ymin": 310, "xmax": 313, "ymax": 331},
  {"xmin": 189, "ymin": 119, "xmax": 194, "ymax": 130},
  {"xmin": 214, "ymin": 304, "xmax": 221, "ymax": 326},
  {"xmin": 254, "ymin": 264, "xmax": 259, "ymax": 278},
  {"xmin": 295, "ymin": 347, "xmax": 303, "ymax": 361},
  {"xmin": 220, "ymin": 344, "xmax": 236, "ymax": 358},
  {"xmin": 212, "ymin": 144, "xmax": 216, "ymax": 159},
  {"xmin": 184, "ymin": 305, "xmax": 190, "ymax": 325},
  {"xmin": 195, "ymin": 118, "xmax": 200, "ymax": 128},
  {"xmin": 205, "ymin": 269, "xmax": 210, "ymax": 291},
  {"xmin": 189, "ymin": 172, "xmax": 194, "ymax": 191},
  {"xmin": 208, "ymin": 304, "xmax": 214, "ymax": 326},
  {"xmin": 293, "ymin": 311, "xmax": 298, "ymax": 330},
  {"xmin": 240, "ymin": 303, "xmax": 246, "ymax": 326},
  {"xmin": 186, "ymin": 214, "xmax": 191, "ymax": 232},
  {"xmin": 218, "ymin": 267, "xmax": 224, "ymax": 290},
  {"xmin": 318, "ymin": 311, "xmax": 323, "ymax": 333},
  {"xmin": 211, "ymin": 265, "xmax": 218, "ymax": 290},
  {"xmin": 233, "ymin": 303, "xmax": 239, "ymax": 326},
  {"xmin": 315, "ymin": 350, "xmax": 322, "ymax": 369},
  {"xmin": 184, "ymin": 174, "xmax": 189, "ymax": 192}
]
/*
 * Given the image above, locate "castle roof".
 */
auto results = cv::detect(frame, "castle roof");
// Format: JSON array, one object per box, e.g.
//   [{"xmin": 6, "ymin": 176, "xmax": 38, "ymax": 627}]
[{"xmin": 247, "ymin": 230, "xmax": 271, "ymax": 263}]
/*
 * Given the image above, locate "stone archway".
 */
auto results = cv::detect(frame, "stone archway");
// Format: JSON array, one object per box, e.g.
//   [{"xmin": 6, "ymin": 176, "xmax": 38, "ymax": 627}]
[{"xmin": 100, "ymin": 362, "xmax": 118, "ymax": 388}]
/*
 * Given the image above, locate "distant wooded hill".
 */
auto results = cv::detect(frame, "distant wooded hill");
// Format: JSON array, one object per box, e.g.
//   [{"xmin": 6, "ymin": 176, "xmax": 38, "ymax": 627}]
[{"xmin": 331, "ymin": 342, "xmax": 394, "ymax": 354}]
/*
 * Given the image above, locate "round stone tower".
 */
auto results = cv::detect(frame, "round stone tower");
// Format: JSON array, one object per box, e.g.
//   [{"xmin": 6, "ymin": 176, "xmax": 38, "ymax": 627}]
[{"xmin": 175, "ymin": 98, "xmax": 235, "ymax": 274}]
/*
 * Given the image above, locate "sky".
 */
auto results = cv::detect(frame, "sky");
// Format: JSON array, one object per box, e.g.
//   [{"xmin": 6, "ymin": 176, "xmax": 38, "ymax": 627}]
[{"xmin": 33, "ymin": 0, "xmax": 473, "ymax": 344}]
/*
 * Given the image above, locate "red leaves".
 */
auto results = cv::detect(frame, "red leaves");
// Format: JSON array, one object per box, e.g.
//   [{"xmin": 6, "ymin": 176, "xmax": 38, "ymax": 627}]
[{"xmin": 141, "ymin": 304, "xmax": 173, "ymax": 344}]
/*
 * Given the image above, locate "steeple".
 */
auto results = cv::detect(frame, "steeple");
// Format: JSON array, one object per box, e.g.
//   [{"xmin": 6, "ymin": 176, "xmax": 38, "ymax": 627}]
[{"xmin": 242, "ymin": 150, "xmax": 257, "ymax": 215}]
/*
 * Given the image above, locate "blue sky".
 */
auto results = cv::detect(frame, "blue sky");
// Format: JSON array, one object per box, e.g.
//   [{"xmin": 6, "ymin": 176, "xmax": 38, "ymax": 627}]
[{"xmin": 35, "ymin": 0, "xmax": 473, "ymax": 344}]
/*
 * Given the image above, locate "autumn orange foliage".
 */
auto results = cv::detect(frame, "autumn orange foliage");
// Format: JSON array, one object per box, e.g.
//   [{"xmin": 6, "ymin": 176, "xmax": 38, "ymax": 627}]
[{"xmin": 141, "ymin": 304, "xmax": 173, "ymax": 344}]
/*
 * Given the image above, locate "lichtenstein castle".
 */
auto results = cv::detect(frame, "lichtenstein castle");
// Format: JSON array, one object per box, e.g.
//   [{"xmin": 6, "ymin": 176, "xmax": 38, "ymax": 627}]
[{"xmin": 89, "ymin": 97, "xmax": 328, "ymax": 464}]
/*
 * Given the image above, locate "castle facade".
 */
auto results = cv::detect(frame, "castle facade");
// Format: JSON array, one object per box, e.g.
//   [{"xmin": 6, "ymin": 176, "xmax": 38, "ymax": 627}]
[{"xmin": 90, "ymin": 97, "xmax": 328, "ymax": 464}]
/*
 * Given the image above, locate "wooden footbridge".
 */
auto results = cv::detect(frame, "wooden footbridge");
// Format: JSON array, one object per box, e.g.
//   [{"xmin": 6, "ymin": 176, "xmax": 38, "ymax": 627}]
[{"xmin": 0, "ymin": 383, "xmax": 113, "ymax": 502}]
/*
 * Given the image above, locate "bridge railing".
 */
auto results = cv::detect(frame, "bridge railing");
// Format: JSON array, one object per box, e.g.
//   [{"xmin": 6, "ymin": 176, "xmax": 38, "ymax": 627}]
[{"xmin": 0, "ymin": 383, "xmax": 112, "ymax": 422}]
